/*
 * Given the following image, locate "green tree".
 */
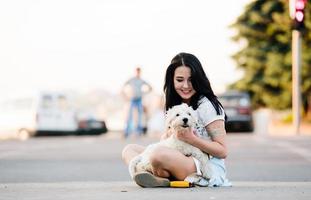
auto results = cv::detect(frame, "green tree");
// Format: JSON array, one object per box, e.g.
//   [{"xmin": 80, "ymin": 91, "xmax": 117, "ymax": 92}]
[{"xmin": 230, "ymin": 0, "xmax": 311, "ymax": 117}]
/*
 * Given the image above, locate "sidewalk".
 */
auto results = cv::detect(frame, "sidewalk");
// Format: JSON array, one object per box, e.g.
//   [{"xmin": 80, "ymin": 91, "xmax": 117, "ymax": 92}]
[
  {"xmin": 268, "ymin": 121, "xmax": 311, "ymax": 136},
  {"xmin": 1, "ymin": 181, "xmax": 311, "ymax": 200},
  {"xmin": 253, "ymin": 109, "xmax": 311, "ymax": 137}
]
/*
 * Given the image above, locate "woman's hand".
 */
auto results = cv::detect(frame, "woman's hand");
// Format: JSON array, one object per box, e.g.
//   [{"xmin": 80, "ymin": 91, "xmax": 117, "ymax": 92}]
[{"xmin": 175, "ymin": 127, "xmax": 197, "ymax": 144}]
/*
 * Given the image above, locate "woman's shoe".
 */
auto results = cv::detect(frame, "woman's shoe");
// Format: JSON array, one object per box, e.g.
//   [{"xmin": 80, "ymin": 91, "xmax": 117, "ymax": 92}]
[{"xmin": 133, "ymin": 171, "xmax": 170, "ymax": 188}]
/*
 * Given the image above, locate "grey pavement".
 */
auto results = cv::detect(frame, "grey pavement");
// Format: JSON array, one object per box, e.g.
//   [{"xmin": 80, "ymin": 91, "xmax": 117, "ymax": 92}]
[
  {"xmin": 1, "ymin": 181, "xmax": 311, "ymax": 200},
  {"xmin": 0, "ymin": 131, "xmax": 311, "ymax": 199}
]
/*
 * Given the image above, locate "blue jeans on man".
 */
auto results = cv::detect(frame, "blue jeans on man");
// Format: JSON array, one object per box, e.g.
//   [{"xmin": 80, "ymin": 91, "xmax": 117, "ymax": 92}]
[{"xmin": 125, "ymin": 97, "xmax": 143, "ymax": 138}]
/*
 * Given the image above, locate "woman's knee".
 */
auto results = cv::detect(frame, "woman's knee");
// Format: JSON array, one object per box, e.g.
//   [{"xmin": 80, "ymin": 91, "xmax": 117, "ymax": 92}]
[
  {"xmin": 121, "ymin": 144, "xmax": 132, "ymax": 161},
  {"xmin": 121, "ymin": 144, "xmax": 144, "ymax": 164}
]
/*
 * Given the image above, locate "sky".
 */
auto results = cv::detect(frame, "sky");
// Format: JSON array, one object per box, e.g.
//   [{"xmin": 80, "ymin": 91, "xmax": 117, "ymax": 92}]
[{"xmin": 0, "ymin": 0, "xmax": 251, "ymax": 100}]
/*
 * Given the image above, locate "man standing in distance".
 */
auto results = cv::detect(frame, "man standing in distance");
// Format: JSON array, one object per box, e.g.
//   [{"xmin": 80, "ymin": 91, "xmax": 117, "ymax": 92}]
[{"xmin": 122, "ymin": 67, "xmax": 152, "ymax": 138}]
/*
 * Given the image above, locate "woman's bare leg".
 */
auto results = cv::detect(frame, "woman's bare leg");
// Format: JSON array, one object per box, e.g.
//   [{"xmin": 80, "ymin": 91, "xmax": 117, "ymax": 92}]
[
  {"xmin": 121, "ymin": 144, "xmax": 145, "ymax": 165},
  {"xmin": 149, "ymin": 146, "xmax": 196, "ymax": 180}
]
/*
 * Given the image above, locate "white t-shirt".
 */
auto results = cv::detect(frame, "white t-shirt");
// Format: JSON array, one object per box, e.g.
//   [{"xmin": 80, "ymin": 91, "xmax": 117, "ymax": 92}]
[
  {"xmin": 195, "ymin": 96, "xmax": 225, "ymax": 139},
  {"xmin": 190, "ymin": 97, "xmax": 231, "ymax": 187}
]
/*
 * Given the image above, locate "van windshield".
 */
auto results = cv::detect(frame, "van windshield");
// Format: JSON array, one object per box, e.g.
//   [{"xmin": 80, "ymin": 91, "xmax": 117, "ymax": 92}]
[
  {"xmin": 58, "ymin": 95, "xmax": 70, "ymax": 110},
  {"xmin": 41, "ymin": 95, "xmax": 53, "ymax": 109}
]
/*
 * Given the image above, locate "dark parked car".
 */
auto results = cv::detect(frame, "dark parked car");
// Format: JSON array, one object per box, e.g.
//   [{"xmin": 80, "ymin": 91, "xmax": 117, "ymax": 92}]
[
  {"xmin": 218, "ymin": 91, "xmax": 254, "ymax": 132},
  {"xmin": 76, "ymin": 111, "xmax": 108, "ymax": 135},
  {"xmin": 77, "ymin": 118, "xmax": 108, "ymax": 135}
]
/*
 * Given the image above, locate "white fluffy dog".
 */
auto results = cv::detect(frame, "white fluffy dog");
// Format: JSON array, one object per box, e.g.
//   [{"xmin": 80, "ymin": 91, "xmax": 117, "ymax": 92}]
[{"xmin": 128, "ymin": 103, "xmax": 212, "ymax": 180}]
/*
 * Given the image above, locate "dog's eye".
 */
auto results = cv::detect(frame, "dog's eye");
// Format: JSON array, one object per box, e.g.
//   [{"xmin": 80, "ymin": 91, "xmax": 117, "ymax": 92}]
[
  {"xmin": 188, "ymin": 112, "xmax": 191, "ymax": 116},
  {"xmin": 176, "ymin": 114, "xmax": 179, "ymax": 117}
]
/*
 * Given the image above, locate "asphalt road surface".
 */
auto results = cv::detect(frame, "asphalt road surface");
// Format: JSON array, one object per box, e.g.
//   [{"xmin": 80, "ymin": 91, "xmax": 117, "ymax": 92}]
[
  {"xmin": 0, "ymin": 132, "xmax": 311, "ymax": 200},
  {"xmin": 0, "ymin": 132, "xmax": 311, "ymax": 183}
]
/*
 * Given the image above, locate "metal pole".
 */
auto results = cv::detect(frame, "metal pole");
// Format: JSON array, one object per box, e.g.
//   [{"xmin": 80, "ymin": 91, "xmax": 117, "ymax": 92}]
[{"xmin": 292, "ymin": 30, "xmax": 301, "ymax": 135}]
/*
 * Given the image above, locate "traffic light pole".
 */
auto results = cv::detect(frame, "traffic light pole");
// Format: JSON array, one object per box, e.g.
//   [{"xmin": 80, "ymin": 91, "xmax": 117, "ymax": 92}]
[{"xmin": 292, "ymin": 30, "xmax": 301, "ymax": 135}]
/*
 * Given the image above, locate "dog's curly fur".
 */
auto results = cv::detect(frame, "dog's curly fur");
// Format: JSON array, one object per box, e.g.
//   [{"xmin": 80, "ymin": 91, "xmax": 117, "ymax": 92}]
[{"xmin": 128, "ymin": 103, "xmax": 212, "ymax": 180}]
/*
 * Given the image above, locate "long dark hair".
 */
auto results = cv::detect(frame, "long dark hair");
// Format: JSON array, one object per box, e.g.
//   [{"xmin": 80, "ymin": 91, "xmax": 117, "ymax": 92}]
[{"xmin": 163, "ymin": 52, "xmax": 224, "ymax": 115}]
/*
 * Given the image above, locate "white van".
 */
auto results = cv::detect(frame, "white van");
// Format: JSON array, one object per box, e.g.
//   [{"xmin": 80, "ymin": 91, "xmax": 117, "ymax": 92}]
[{"xmin": 0, "ymin": 91, "xmax": 78, "ymax": 140}]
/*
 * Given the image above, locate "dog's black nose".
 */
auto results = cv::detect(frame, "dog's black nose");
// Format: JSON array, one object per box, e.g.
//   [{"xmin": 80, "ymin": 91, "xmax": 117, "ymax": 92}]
[{"xmin": 182, "ymin": 118, "xmax": 188, "ymax": 124}]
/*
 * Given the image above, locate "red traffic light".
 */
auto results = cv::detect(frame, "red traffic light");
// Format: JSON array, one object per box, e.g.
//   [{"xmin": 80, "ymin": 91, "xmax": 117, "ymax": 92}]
[
  {"xmin": 295, "ymin": 0, "xmax": 306, "ymax": 10},
  {"xmin": 295, "ymin": 0, "xmax": 306, "ymax": 21},
  {"xmin": 295, "ymin": 11, "xmax": 304, "ymax": 22},
  {"xmin": 293, "ymin": 0, "xmax": 307, "ymax": 30}
]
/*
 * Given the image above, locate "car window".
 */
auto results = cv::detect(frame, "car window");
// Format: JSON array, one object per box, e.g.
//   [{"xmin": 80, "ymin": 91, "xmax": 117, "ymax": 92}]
[
  {"xmin": 219, "ymin": 95, "xmax": 250, "ymax": 107},
  {"xmin": 58, "ymin": 95, "xmax": 70, "ymax": 110},
  {"xmin": 239, "ymin": 97, "xmax": 250, "ymax": 106},
  {"xmin": 41, "ymin": 95, "xmax": 53, "ymax": 109}
]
